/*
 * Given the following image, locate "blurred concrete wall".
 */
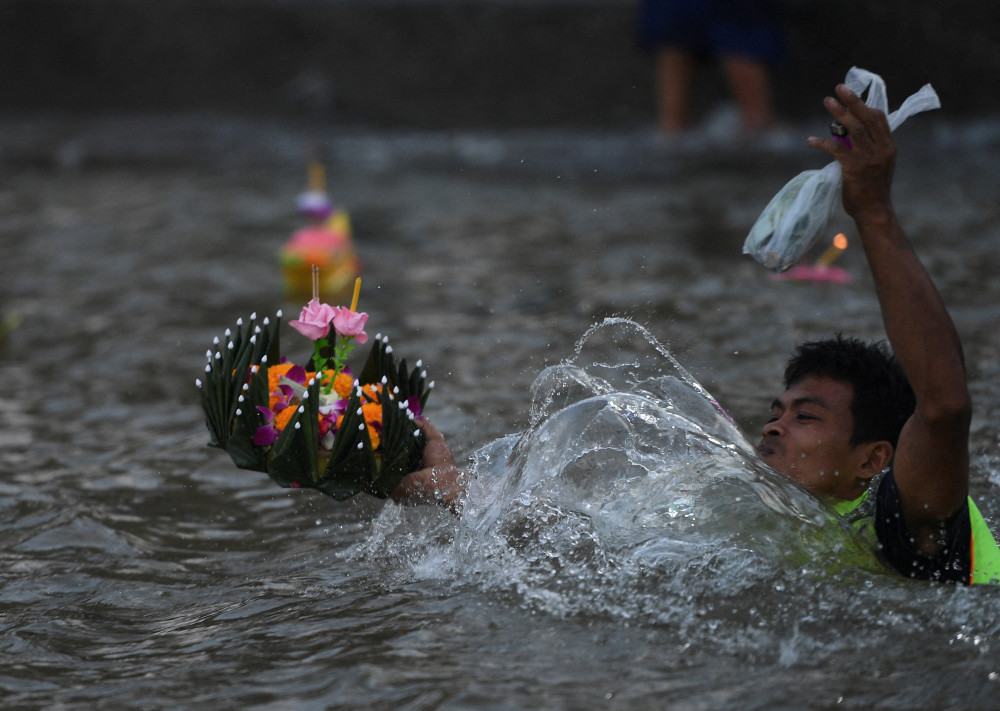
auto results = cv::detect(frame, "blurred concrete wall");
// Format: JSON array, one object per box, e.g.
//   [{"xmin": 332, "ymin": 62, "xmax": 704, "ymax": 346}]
[{"xmin": 2, "ymin": 0, "xmax": 997, "ymax": 127}]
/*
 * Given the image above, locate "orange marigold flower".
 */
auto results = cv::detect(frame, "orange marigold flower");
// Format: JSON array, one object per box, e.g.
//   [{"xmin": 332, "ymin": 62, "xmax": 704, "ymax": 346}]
[
  {"xmin": 333, "ymin": 371, "xmax": 355, "ymax": 399},
  {"xmin": 274, "ymin": 406, "xmax": 297, "ymax": 432},
  {"xmin": 362, "ymin": 402, "xmax": 382, "ymax": 423},
  {"xmin": 362, "ymin": 402, "xmax": 382, "ymax": 449}
]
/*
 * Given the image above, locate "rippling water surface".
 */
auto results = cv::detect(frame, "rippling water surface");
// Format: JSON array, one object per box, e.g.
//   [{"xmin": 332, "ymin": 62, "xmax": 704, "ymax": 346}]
[{"xmin": 2, "ymin": 115, "xmax": 1000, "ymax": 709}]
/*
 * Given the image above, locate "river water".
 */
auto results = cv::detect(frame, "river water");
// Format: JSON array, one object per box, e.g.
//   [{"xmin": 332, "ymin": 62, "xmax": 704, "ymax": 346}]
[{"xmin": 2, "ymin": 111, "xmax": 1000, "ymax": 709}]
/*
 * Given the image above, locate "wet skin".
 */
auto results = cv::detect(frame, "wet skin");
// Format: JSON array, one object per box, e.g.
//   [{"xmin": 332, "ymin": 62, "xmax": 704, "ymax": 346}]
[{"xmin": 758, "ymin": 375, "xmax": 884, "ymax": 502}]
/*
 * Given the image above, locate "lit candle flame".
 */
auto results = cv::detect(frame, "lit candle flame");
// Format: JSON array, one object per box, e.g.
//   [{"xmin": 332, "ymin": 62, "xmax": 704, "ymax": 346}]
[
  {"xmin": 815, "ymin": 233, "xmax": 849, "ymax": 268},
  {"xmin": 350, "ymin": 277, "xmax": 362, "ymax": 312}
]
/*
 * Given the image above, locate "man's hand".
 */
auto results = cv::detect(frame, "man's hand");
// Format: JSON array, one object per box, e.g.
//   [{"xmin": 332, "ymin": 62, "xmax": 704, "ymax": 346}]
[
  {"xmin": 807, "ymin": 84, "xmax": 896, "ymax": 226},
  {"xmin": 390, "ymin": 417, "xmax": 466, "ymax": 510}
]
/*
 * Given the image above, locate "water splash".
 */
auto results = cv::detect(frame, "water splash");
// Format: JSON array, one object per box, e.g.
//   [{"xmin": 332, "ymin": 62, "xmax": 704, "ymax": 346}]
[{"xmin": 351, "ymin": 319, "xmax": 883, "ymax": 628}]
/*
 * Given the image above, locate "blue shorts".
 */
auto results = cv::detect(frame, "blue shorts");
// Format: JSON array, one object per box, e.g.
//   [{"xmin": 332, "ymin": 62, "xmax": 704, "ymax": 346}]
[{"xmin": 637, "ymin": 0, "xmax": 786, "ymax": 64}]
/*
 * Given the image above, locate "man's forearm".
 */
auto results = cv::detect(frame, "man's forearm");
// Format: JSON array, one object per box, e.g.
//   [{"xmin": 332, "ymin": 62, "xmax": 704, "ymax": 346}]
[{"xmin": 859, "ymin": 208, "xmax": 969, "ymax": 413}]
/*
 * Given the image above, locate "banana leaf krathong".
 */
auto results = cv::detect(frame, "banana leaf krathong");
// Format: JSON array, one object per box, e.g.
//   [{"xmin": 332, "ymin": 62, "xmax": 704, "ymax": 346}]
[{"xmin": 197, "ymin": 310, "xmax": 431, "ymax": 500}]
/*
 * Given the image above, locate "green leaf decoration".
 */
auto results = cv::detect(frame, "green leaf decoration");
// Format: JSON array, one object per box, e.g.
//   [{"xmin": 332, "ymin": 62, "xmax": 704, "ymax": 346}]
[
  {"xmin": 359, "ymin": 334, "xmax": 430, "ymax": 405},
  {"xmin": 368, "ymin": 389, "xmax": 425, "ymax": 498},
  {"xmin": 198, "ymin": 314, "xmax": 432, "ymax": 502},
  {"xmin": 227, "ymin": 362, "xmax": 271, "ymax": 471},
  {"xmin": 199, "ymin": 312, "xmax": 278, "ymax": 452},
  {"xmin": 316, "ymin": 391, "xmax": 378, "ymax": 500},
  {"xmin": 266, "ymin": 408, "xmax": 317, "ymax": 489}
]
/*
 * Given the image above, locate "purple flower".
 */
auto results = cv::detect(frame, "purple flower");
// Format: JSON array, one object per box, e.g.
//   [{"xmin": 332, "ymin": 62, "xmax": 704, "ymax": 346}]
[
  {"xmin": 406, "ymin": 396, "xmax": 422, "ymax": 418},
  {"xmin": 254, "ymin": 406, "xmax": 279, "ymax": 446}
]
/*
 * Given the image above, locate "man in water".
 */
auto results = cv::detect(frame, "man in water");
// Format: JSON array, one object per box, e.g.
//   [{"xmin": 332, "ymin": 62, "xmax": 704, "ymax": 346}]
[{"xmin": 393, "ymin": 84, "xmax": 1000, "ymax": 584}]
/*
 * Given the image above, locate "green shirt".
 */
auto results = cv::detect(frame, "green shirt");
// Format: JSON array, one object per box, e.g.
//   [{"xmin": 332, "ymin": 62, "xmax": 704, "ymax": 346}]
[{"xmin": 834, "ymin": 470, "xmax": 1000, "ymax": 585}]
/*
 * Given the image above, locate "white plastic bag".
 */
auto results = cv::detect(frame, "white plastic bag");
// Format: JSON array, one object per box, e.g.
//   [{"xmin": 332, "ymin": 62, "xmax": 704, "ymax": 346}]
[{"xmin": 743, "ymin": 67, "xmax": 941, "ymax": 272}]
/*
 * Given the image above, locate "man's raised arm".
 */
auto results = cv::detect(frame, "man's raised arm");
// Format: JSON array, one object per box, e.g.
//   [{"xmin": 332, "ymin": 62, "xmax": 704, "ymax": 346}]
[{"xmin": 809, "ymin": 84, "xmax": 972, "ymax": 554}]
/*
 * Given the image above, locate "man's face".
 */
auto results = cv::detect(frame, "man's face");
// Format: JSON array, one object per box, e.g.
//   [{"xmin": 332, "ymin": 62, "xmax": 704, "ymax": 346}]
[{"xmin": 757, "ymin": 375, "xmax": 866, "ymax": 500}]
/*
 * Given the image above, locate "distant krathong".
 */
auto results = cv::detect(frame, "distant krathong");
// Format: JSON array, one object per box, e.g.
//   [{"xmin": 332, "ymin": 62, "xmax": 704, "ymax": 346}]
[{"xmin": 197, "ymin": 271, "xmax": 432, "ymax": 500}]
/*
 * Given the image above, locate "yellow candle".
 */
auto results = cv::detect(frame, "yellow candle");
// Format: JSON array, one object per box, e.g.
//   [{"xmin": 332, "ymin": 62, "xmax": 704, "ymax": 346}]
[
  {"xmin": 311, "ymin": 264, "xmax": 320, "ymax": 301},
  {"xmin": 815, "ymin": 233, "xmax": 848, "ymax": 267},
  {"xmin": 350, "ymin": 277, "xmax": 362, "ymax": 312},
  {"xmin": 308, "ymin": 161, "xmax": 325, "ymax": 193}
]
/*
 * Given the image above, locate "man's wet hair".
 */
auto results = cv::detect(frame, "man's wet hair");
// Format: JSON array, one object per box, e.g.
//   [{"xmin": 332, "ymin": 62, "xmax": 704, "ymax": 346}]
[{"xmin": 784, "ymin": 335, "xmax": 916, "ymax": 447}]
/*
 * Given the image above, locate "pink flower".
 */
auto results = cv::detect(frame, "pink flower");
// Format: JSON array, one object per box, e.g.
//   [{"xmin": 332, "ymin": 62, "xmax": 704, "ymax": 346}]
[
  {"xmin": 289, "ymin": 299, "xmax": 337, "ymax": 341},
  {"xmin": 332, "ymin": 306, "xmax": 368, "ymax": 344}
]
